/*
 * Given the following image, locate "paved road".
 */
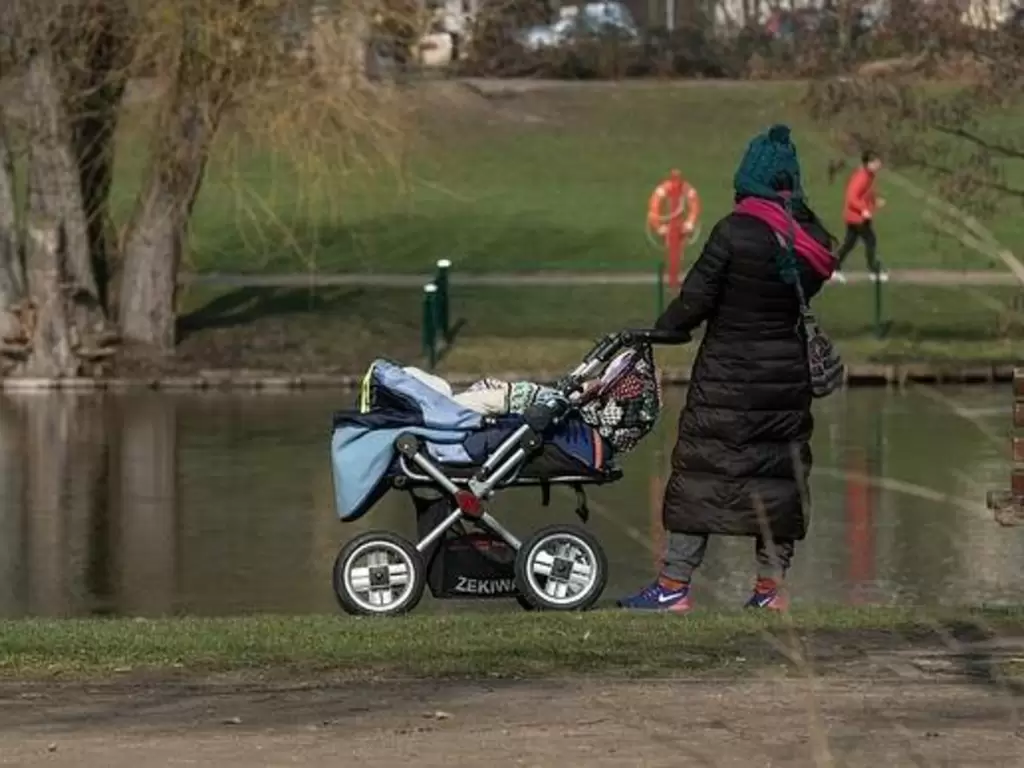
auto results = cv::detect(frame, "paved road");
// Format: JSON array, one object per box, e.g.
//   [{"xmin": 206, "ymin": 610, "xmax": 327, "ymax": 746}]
[{"xmin": 183, "ymin": 269, "xmax": 1019, "ymax": 289}]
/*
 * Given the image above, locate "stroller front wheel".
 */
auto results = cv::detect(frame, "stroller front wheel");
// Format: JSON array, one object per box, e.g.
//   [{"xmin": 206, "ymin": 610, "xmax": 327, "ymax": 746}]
[
  {"xmin": 514, "ymin": 525, "xmax": 608, "ymax": 611},
  {"xmin": 333, "ymin": 531, "xmax": 426, "ymax": 616}
]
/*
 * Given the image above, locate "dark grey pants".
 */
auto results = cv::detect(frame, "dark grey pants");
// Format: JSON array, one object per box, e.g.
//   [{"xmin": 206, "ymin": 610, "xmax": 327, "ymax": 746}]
[{"xmin": 661, "ymin": 532, "xmax": 795, "ymax": 583}]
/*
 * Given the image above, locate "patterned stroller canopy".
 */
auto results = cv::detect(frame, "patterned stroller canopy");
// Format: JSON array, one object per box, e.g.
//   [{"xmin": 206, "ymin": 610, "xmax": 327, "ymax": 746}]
[{"xmin": 578, "ymin": 343, "xmax": 662, "ymax": 454}]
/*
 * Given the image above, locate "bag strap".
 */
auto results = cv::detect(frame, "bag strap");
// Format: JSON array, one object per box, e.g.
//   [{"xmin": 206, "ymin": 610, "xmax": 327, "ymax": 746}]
[
  {"xmin": 773, "ymin": 232, "xmax": 812, "ymax": 316},
  {"xmin": 793, "ymin": 275, "xmax": 811, "ymax": 313}
]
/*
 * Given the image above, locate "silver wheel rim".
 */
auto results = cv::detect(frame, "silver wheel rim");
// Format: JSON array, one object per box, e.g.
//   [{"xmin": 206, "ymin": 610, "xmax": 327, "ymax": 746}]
[
  {"xmin": 524, "ymin": 533, "xmax": 599, "ymax": 607},
  {"xmin": 342, "ymin": 540, "xmax": 416, "ymax": 614}
]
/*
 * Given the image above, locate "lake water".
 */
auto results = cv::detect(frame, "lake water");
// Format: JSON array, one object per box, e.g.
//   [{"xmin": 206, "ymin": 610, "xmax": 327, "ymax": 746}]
[{"xmin": 0, "ymin": 386, "xmax": 1018, "ymax": 618}]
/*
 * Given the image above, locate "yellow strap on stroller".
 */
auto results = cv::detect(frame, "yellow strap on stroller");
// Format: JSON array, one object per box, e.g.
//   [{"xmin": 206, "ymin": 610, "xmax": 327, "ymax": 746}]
[{"xmin": 358, "ymin": 361, "xmax": 377, "ymax": 413}]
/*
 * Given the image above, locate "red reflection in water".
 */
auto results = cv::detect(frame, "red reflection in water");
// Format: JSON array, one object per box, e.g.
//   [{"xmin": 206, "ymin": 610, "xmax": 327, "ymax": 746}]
[{"xmin": 846, "ymin": 449, "xmax": 875, "ymax": 604}]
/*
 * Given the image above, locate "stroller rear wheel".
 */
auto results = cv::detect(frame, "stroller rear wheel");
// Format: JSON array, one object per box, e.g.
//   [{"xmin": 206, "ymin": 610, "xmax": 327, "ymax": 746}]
[
  {"xmin": 514, "ymin": 525, "xmax": 607, "ymax": 611},
  {"xmin": 333, "ymin": 531, "xmax": 426, "ymax": 616}
]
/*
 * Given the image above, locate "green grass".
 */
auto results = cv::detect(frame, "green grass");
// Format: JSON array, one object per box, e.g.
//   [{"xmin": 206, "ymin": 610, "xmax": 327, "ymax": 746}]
[
  {"xmin": 2, "ymin": 607, "xmax": 1022, "ymax": 679},
  {"xmin": 174, "ymin": 282, "xmax": 1024, "ymax": 375},
  {"xmin": 1007, "ymin": 660, "xmax": 1024, "ymax": 680},
  {"xmin": 112, "ymin": 81, "xmax": 1021, "ymax": 276}
]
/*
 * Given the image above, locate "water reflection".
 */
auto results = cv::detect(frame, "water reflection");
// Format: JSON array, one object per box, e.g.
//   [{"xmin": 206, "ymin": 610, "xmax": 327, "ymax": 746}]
[{"xmin": 0, "ymin": 386, "xmax": 1018, "ymax": 618}]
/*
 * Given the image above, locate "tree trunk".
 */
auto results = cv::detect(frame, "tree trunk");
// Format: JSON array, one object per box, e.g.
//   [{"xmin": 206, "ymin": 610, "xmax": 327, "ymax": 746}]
[
  {"xmin": 118, "ymin": 26, "xmax": 224, "ymax": 352},
  {"xmin": 311, "ymin": 2, "xmax": 372, "ymax": 86},
  {"xmin": 0, "ymin": 121, "xmax": 24, "ymax": 348},
  {"xmin": 837, "ymin": 0, "xmax": 852, "ymax": 53},
  {"xmin": 19, "ymin": 52, "xmax": 83, "ymax": 377},
  {"xmin": 0, "ymin": 1, "xmax": 125, "ymax": 377},
  {"xmin": 0, "ymin": 122, "xmax": 24, "ymax": 306},
  {"xmin": 24, "ymin": 51, "xmax": 106, "ymax": 331},
  {"xmin": 16, "ymin": 49, "xmax": 117, "ymax": 377}
]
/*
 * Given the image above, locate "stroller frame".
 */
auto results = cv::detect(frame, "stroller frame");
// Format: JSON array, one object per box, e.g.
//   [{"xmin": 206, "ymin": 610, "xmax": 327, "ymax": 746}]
[
  {"xmin": 395, "ymin": 422, "xmax": 613, "ymax": 556},
  {"xmin": 333, "ymin": 328, "xmax": 689, "ymax": 615}
]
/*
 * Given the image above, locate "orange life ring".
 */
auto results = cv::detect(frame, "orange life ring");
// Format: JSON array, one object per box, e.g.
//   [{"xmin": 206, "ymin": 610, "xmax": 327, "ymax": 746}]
[{"xmin": 646, "ymin": 179, "xmax": 701, "ymax": 239}]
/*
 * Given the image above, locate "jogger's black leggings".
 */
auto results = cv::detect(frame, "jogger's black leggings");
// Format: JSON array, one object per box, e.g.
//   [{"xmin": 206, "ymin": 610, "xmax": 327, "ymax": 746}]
[{"xmin": 836, "ymin": 221, "xmax": 879, "ymax": 271}]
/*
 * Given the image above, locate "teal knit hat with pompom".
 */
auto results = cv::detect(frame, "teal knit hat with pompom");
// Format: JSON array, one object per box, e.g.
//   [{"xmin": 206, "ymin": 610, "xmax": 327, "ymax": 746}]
[
  {"xmin": 734, "ymin": 124, "xmax": 805, "ymax": 285},
  {"xmin": 733, "ymin": 124, "xmax": 804, "ymax": 202}
]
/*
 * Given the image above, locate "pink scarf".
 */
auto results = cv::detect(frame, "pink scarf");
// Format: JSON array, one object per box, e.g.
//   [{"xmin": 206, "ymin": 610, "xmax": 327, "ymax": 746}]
[{"xmin": 734, "ymin": 197, "xmax": 835, "ymax": 279}]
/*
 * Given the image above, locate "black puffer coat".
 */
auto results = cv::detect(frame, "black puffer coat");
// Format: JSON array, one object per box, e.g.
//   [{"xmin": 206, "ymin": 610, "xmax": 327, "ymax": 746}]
[{"xmin": 656, "ymin": 210, "xmax": 829, "ymax": 541}]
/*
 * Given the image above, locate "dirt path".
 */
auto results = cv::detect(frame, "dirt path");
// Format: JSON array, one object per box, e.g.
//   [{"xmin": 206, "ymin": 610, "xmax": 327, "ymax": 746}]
[
  {"xmin": 2, "ymin": 662, "xmax": 1023, "ymax": 767},
  {"xmin": 185, "ymin": 268, "xmax": 1019, "ymax": 289}
]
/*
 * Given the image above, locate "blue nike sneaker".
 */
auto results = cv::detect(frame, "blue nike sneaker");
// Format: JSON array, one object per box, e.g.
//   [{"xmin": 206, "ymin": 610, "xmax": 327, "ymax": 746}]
[
  {"xmin": 744, "ymin": 579, "xmax": 788, "ymax": 611},
  {"xmin": 617, "ymin": 580, "xmax": 692, "ymax": 612}
]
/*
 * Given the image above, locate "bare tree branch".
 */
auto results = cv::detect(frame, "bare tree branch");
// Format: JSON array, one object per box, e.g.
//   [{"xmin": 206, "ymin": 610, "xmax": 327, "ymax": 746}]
[
  {"xmin": 933, "ymin": 125, "xmax": 1024, "ymax": 162},
  {"xmin": 909, "ymin": 158, "xmax": 1024, "ymax": 201}
]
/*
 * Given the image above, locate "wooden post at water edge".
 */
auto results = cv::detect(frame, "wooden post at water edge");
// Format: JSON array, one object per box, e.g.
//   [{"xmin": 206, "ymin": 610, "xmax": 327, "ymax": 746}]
[{"xmin": 987, "ymin": 368, "xmax": 1024, "ymax": 526}]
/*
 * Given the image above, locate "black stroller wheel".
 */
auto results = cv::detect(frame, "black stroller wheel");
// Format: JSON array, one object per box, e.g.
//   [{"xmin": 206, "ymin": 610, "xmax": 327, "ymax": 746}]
[
  {"xmin": 333, "ymin": 531, "xmax": 426, "ymax": 616},
  {"xmin": 514, "ymin": 525, "xmax": 608, "ymax": 611}
]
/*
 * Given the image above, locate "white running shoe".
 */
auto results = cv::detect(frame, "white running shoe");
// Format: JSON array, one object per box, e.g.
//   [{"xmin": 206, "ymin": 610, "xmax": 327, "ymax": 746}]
[
  {"xmin": 830, "ymin": 270, "xmax": 847, "ymax": 284},
  {"xmin": 869, "ymin": 269, "xmax": 890, "ymax": 283}
]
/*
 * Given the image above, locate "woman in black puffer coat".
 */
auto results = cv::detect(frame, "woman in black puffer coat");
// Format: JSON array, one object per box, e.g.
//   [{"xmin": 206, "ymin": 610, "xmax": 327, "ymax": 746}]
[{"xmin": 619, "ymin": 125, "xmax": 838, "ymax": 612}]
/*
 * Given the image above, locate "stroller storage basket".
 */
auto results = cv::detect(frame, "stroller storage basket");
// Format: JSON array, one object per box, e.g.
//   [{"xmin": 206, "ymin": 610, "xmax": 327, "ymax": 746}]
[{"xmin": 415, "ymin": 495, "xmax": 517, "ymax": 599}]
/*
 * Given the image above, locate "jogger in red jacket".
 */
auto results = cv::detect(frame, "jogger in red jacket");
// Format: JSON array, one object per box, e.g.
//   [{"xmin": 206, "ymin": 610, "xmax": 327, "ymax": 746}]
[{"xmin": 833, "ymin": 151, "xmax": 888, "ymax": 283}]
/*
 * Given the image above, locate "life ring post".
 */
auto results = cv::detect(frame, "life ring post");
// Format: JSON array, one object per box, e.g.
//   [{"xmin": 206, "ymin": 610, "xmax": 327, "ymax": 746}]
[
  {"xmin": 646, "ymin": 170, "xmax": 701, "ymax": 297},
  {"xmin": 666, "ymin": 170, "xmax": 684, "ymax": 292}
]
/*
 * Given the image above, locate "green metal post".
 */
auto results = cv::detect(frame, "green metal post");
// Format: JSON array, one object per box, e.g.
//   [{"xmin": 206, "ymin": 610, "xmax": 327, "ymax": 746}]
[
  {"xmin": 422, "ymin": 283, "xmax": 438, "ymax": 369},
  {"xmin": 435, "ymin": 259, "xmax": 451, "ymax": 342},
  {"xmin": 873, "ymin": 273, "xmax": 883, "ymax": 339},
  {"xmin": 656, "ymin": 262, "xmax": 665, "ymax": 317}
]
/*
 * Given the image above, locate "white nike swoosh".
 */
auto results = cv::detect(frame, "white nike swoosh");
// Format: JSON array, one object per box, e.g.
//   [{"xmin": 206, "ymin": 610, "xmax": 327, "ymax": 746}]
[{"xmin": 657, "ymin": 592, "xmax": 684, "ymax": 603}]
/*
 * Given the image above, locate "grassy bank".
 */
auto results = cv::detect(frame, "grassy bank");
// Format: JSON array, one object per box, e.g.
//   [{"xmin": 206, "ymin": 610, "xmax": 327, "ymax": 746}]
[
  {"xmin": 160, "ymin": 282, "xmax": 1024, "ymax": 377},
  {"xmin": 112, "ymin": 81, "xmax": 1020, "ymax": 276},
  {"xmin": 2, "ymin": 607, "xmax": 1023, "ymax": 679}
]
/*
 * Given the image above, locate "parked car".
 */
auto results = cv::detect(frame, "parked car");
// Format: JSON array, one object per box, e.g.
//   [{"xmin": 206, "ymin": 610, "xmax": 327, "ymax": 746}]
[
  {"xmin": 517, "ymin": 2, "xmax": 640, "ymax": 51},
  {"xmin": 763, "ymin": 5, "xmax": 879, "ymax": 45}
]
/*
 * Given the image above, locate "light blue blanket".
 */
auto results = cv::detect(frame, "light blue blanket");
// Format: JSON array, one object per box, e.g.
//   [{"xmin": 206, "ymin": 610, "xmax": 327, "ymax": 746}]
[
  {"xmin": 331, "ymin": 424, "xmax": 471, "ymax": 520},
  {"xmin": 331, "ymin": 361, "xmax": 484, "ymax": 521}
]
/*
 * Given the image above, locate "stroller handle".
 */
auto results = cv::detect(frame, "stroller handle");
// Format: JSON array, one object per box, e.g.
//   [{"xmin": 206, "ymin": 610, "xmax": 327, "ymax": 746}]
[
  {"xmin": 621, "ymin": 328, "xmax": 692, "ymax": 346},
  {"xmin": 555, "ymin": 328, "xmax": 691, "ymax": 397},
  {"xmin": 581, "ymin": 328, "xmax": 691, "ymax": 365},
  {"xmin": 523, "ymin": 328, "xmax": 691, "ymax": 431}
]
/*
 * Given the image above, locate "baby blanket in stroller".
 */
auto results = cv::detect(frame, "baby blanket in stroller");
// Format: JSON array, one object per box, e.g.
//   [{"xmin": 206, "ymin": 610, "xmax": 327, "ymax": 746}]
[{"xmin": 331, "ymin": 360, "xmax": 608, "ymax": 521}]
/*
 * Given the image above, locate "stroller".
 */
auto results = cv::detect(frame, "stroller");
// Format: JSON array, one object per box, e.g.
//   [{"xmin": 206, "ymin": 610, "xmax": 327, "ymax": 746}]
[{"xmin": 329, "ymin": 328, "xmax": 688, "ymax": 616}]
